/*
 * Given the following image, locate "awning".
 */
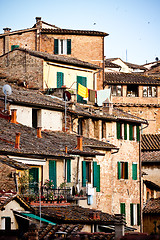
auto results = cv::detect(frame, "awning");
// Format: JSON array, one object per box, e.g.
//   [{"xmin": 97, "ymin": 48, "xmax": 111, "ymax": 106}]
[
  {"xmin": 99, "ymin": 225, "xmax": 136, "ymax": 232},
  {"xmin": 19, "ymin": 212, "xmax": 56, "ymax": 225}
]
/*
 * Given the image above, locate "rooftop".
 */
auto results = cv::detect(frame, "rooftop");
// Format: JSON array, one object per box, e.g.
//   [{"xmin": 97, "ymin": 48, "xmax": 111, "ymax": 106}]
[
  {"xmin": 141, "ymin": 134, "xmax": 160, "ymax": 151},
  {"xmin": 143, "ymin": 197, "xmax": 160, "ymax": 214},
  {"xmin": 104, "ymin": 72, "xmax": 160, "ymax": 85}
]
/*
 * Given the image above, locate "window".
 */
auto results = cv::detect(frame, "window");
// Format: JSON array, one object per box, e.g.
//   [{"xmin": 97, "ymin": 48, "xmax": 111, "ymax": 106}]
[
  {"xmin": 11, "ymin": 45, "xmax": 19, "ymax": 51},
  {"xmin": 1, "ymin": 217, "xmax": 11, "ymax": 231},
  {"xmin": 117, "ymin": 122, "xmax": 127, "ymax": 140},
  {"xmin": 54, "ymin": 39, "xmax": 71, "ymax": 55},
  {"xmin": 57, "ymin": 72, "xmax": 64, "ymax": 88},
  {"xmin": 130, "ymin": 203, "xmax": 140, "ymax": 226},
  {"xmin": 143, "ymin": 86, "xmax": 157, "ymax": 97},
  {"xmin": 120, "ymin": 203, "xmax": 126, "ymax": 216},
  {"xmin": 127, "ymin": 85, "xmax": 138, "ymax": 97},
  {"xmin": 118, "ymin": 162, "xmax": 128, "ymax": 179},
  {"xmin": 93, "ymin": 162, "xmax": 100, "ymax": 192},
  {"xmin": 77, "ymin": 76, "xmax": 87, "ymax": 104},
  {"xmin": 102, "ymin": 121, "xmax": 106, "ymax": 139},
  {"xmin": 32, "ymin": 109, "xmax": 41, "ymax": 128},
  {"xmin": 78, "ymin": 118, "xmax": 83, "ymax": 135},
  {"xmin": 109, "ymin": 85, "xmax": 123, "ymax": 96},
  {"xmin": 49, "ymin": 160, "xmax": 57, "ymax": 188},
  {"xmin": 66, "ymin": 159, "xmax": 71, "ymax": 183},
  {"xmin": 132, "ymin": 163, "xmax": 137, "ymax": 180},
  {"xmin": 29, "ymin": 168, "xmax": 39, "ymax": 193},
  {"xmin": 82, "ymin": 161, "xmax": 91, "ymax": 187}
]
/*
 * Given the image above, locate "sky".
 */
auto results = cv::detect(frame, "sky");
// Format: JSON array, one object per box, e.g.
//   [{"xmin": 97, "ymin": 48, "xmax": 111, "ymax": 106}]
[{"xmin": 0, "ymin": 0, "xmax": 160, "ymax": 65}]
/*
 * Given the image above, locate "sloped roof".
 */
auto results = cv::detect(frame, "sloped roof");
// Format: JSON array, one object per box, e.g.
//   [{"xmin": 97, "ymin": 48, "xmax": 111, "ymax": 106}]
[
  {"xmin": 141, "ymin": 134, "xmax": 160, "ymax": 151},
  {"xmin": 141, "ymin": 151, "xmax": 160, "ymax": 163},
  {"xmin": 144, "ymin": 180, "xmax": 160, "ymax": 191},
  {"xmin": 0, "ymin": 155, "xmax": 29, "ymax": 170},
  {"xmin": 0, "ymin": 117, "xmax": 116, "ymax": 158},
  {"xmin": 36, "ymin": 205, "xmax": 116, "ymax": 224},
  {"xmin": 4, "ymin": 48, "xmax": 100, "ymax": 70},
  {"xmin": 143, "ymin": 197, "xmax": 160, "ymax": 214},
  {"xmin": 104, "ymin": 72, "xmax": 160, "ymax": 85}
]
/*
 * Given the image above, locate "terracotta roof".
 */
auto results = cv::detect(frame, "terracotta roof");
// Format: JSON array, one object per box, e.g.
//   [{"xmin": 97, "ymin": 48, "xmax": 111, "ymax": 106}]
[
  {"xmin": 0, "ymin": 117, "xmax": 116, "ymax": 158},
  {"xmin": 0, "ymin": 193, "xmax": 33, "ymax": 211},
  {"xmin": 104, "ymin": 72, "xmax": 160, "ymax": 85},
  {"xmin": 124, "ymin": 62, "xmax": 146, "ymax": 71},
  {"xmin": 41, "ymin": 28, "xmax": 108, "ymax": 37},
  {"xmin": 36, "ymin": 205, "xmax": 116, "ymax": 224},
  {"xmin": 105, "ymin": 61, "xmax": 121, "ymax": 68},
  {"xmin": 141, "ymin": 134, "xmax": 160, "ymax": 151},
  {"xmin": 0, "ymin": 155, "xmax": 29, "ymax": 170},
  {"xmin": 141, "ymin": 151, "xmax": 160, "ymax": 163},
  {"xmin": 143, "ymin": 197, "xmax": 160, "ymax": 214},
  {"xmin": 144, "ymin": 180, "xmax": 160, "ymax": 191},
  {"xmin": 7, "ymin": 48, "xmax": 100, "ymax": 70}
]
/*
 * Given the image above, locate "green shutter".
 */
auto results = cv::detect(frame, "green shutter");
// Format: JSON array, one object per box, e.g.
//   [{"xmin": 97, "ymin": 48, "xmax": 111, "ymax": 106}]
[
  {"xmin": 118, "ymin": 162, "xmax": 121, "ymax": 179},
  {"xmin": 57, "ymin": 72, "xmax": 64, "ymax": 88},
  {"xmin": 117, "ymin": 122, "xmax": 121, "ymax": 139},
  {"xmin": 136, "ymin": 126, "xmax": 140, "ymax": 142},
  {"xmin": 67, "ymin": 159, "xmax": 71, "ymax": 183},
  {"xmin": 54, "ymin": 39, "xmax": 58, "ymax": 54},
  {"xmin": 137, "ymin": 203, "xmax": 140, "ymax": 226},
  {"xmin": 124, "ymin": 123, "xmax": 127, "ymax": 140},
  {"xmin": 67, "ymin": 39, "xmax": 71, "ymax": 54},
  {"xmin": 49, "ymin": 160, "xmax": 56, "ymax": 188},
  {"xmin": 11, "ymin": 45, "xmax": 19, "ymax": 51},
  {"xmin": 130, "ymin": 203, "xmax": 134, "ymax": 226},
  {"xmin": 82, "ymin": 161, "xmax": 86, "ymax": 187},
  {"xmin": 129, "ymin": 124, "xmax": 133, "ymax": 140},
  {"xmin": 77, "ymin": 76, "xmax": 87, "ymax": 104},
  {"xmin": 132, "ymin": 163, "xmax": 137, "ymax": 180},
  {"xmin": 96, "ymin": 165, "xmax": 100, "ymax": 192},
  {"xmin": 93, "ymin": 161, "xmax": 97, "ymax": 187},
  {"xmin": 120, "ymin": 203, "xmax": 126, "ymax": 215},
  {"xmin": 29, "ymin": 168, "xmax": 39, "ymax": 193},
  {"xmin": 125, "ymin": 162, "xmax": 128, "ymax": 179}
]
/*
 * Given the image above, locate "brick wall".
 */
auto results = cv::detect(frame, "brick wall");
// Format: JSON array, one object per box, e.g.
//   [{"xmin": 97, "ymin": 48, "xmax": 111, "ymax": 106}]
[
  {"xmin": 0, "ymin": 162, "xmax": 16, "ymax": 191},
  {"xmin": 0, "ymin": 50, "xmax": 43, "ymax": 89}
]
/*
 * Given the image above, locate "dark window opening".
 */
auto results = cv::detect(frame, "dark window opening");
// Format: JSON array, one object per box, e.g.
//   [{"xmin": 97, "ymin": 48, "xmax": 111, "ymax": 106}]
[
  {"xmin": 127, "ymin": 85, "xmax": 138, "ymax": 97},
  {"xmin": 78, "ymin": 119, "xmax": 83, "ymax": 135},
  {"xmin": 102, "ymin": 121, "xmax": 106, "ymax": 139},
  {"xmin": 118, "ymin": 162, "xmax": 128, "ymax": 179},
  {"xmin": 86, "ymin": 162, "xmax": 91, "ymax": 183},
  {"xmin": 32, "ymin": 109, "xmax": 38, "ymax": 128},
  {"xmin": 109, "ymin": 85, "xmax": 123, "ymax": 96},
  {"xmin": 143, "ymin": 86, "xmax": 157, "ymax": 97}
]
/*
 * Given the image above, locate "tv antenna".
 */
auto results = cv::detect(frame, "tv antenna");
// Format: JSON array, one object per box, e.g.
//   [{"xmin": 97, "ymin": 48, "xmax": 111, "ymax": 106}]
[{"xmin": 3, "ymin": 84, "xmax": 12, "ymax": 112}]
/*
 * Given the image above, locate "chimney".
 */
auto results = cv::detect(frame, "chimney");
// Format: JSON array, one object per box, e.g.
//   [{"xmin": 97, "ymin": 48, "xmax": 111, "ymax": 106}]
[
  {"xmin": 103, "ymin": 98, "xmax": 113, "ymax": 115},
  {"xmin": 65, "ymin": 146, "xmax": 68, "ymax": 154},
  {"xmin": 3, "ymin": 28, "xmax": 11, "ymax": 33},
  {"xmin": 10, "ymin": 109, "xmax": 17, "ymax": 124},
  {"xmin": 15, "ymin": 132, "xmax": 21, "ymax": 149},
  {"xmin": 77, "ymin": 135, "xmax": 83, "ymax": 151},
  {"xmin": 37, "ymin": 127, "xmax": 42, "ymax": 138},
  {"xmin": 36, "ymin": 17, "xmax": 41, "ymax": 23}
]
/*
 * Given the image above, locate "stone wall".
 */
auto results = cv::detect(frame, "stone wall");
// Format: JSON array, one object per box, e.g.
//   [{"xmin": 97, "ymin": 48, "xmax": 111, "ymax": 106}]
[
  {"xmin": 0, "ymin": 161, "xmax": 16, "ymax": 192},
  {"xmin": 0, "ymin": 50, "xmax": 43, "ymax": 89}
]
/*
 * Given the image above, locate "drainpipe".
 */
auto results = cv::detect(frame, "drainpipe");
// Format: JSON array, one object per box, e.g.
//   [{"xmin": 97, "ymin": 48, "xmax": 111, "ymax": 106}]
[{"xmin": 139, "ymin": 123, "xmax": 148, "ymax": 232}]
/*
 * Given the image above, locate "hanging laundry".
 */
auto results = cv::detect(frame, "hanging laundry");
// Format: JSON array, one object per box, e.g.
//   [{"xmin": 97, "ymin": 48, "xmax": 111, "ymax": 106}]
[
  {"xmin": 97, "ymin": 89, "xmax": 111, "ymax": 106},
  {"xmin": 88, "ymin": 89, "xmax": 96, "ymax": 103},
  {"xmin": 78, "ymin": 83, "xmax": 88, "ymax": 98}
]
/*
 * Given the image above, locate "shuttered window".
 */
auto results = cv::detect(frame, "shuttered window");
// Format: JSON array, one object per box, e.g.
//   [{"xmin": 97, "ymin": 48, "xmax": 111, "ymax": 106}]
[
  {"xmin": 67, "ymin": 39, "xmax": 71, "ymax": 54},
  {"xmin": 54, "ymin": 39, "xmax": 58, "ymax": 54},
  {"xmin": 130, "ymin": 203, "xmax": 140, "ymax": 226},
  {"xmin": 129, "ymin": 124, "xmax": 133, "ymax": 140},
  {"xmin": 118, "ymin": 162, "xmax": 128, "ymax": 179},
  {"xmin": 77, "ymin": 76, "xmax": 87, "ymax": 103},
  {"xmin": 29, "ymin": 168, "xmax": 39, "ymax": 193},
  {"xmin": 49, "ymin": 160, "xmax": 56, "ymax": 188},
  {"xmin": 117, "ymin": 122, "xmax": 121, "ymax": 139},
  {"xmin": 11, "ymin": 45, "xmax": 19, "ymax": 51},
  {"xmin": 82, "ymin": 161, "xmax": 86, "ymax": 187},
  {"xmin": 124, "ymin": 123, "xmax": 127, "ymax": 140},
  {"xmin": 67, "ymin": 159, "xmax": 71, "ymax": 183},
  {"xmin": 136, "ymin": 126, "xmax": 140, "ymax": 141},
  {"xmin": 93, "ymin": 162, "xmax": 100, "ymax": 192},
  {"xmin": 132, "ymin": 163, "xmax": 137, "ymax": 180},
  {"xmin": 57, "ymin": 72, "xmax": 64, "ymax": 88},
  {"xmin": 120, "ymin": 203, "xmax": 126, "ymax": 216}
]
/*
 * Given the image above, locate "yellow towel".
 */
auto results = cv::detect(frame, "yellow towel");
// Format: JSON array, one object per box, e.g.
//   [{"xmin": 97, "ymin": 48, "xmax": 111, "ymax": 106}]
[{"xmin": 78, "ymin": 83, "xmax": 88, "ymax": 98}]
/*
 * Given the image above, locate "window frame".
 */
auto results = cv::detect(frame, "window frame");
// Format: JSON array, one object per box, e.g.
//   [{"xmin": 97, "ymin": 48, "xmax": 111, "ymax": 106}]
[
  {"xmin": 54, "ymin": 39, "xmax": 71, "ymax": 55},
  {"xmin": 109, "ymin": 85, "xmax": 123, "ymax": 97},
  {"xmin": 118, "ymin": 161, "xmax": 128, "ymax": 180},
  {"xmin": 143, "ymin": 86, "xmax": 157, "ymax": 97}
]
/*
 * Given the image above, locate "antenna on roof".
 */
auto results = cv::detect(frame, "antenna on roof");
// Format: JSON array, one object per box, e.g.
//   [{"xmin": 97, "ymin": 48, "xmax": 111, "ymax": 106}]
[
  {"xmin": 3, "ymin": 84, "xmax": 12, "ymax": 112},
  {"xmin": 126, "ymin": 49, "xmax": 128, "ymax": 62}
]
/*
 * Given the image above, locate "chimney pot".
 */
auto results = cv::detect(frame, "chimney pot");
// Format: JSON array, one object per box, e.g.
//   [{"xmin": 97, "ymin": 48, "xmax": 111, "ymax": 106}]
[
  {"xmin": 3, "ymin": 28, "xmax": 11, "ymax": 33},
  {"xmin": 77, "ymin": 135, "xmax": 83, "ymax": 151},
  {"xmin": 15, "ymin": 132, "xmax": 21, "ymax": 149},
  {"xmin": 11, "ymin": 109, "xmax": 17, "ymax": 123},
  {"xmin": 37, "ymin": 127, "xmax": 42, "ymax": 138},
  {"xmin": 36, "ymin": 17, "xmax": 41, "ymax": 23},
  {"xmin": 65, "ymin": 146, "xmax": 68, "ymax": 154}
]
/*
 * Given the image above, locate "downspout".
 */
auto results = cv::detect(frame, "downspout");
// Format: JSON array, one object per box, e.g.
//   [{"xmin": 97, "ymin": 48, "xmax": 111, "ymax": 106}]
[{"xmin": 139, "ymin": 123, "xmax": 148, "ymax": 232}]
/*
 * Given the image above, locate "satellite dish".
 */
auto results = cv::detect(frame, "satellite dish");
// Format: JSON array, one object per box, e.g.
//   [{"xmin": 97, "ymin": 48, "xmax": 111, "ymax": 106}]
[
  {"xmin": 3, "ymin": 84, "xmax": 12, "ymax": 96},
  {"xmin": 3, "ymin": 84, "xmax": 12, "ymax": 111}
]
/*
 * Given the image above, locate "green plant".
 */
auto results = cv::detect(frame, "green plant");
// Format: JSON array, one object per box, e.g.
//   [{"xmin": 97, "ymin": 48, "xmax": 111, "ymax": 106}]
[
  {"xmin": 18, "ymin": 170, "xmax": 33, "ymax": 195},
  {"xmin": 43, "ymin": 179, "xmax": 54, "ymax": 189}
]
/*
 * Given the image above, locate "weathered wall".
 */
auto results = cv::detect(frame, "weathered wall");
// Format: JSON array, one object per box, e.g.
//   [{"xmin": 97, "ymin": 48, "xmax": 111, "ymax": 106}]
[
  {"xmin": 0, "ymin": 162, "xmax": 16, "ymax": 192},
  {"xmin": 0, "ymin": 50, "xmax": 43, "ymax": 89},
  {"xmin": 143, "ymin": 214, "xmax": 160, "ymax": 234}
]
